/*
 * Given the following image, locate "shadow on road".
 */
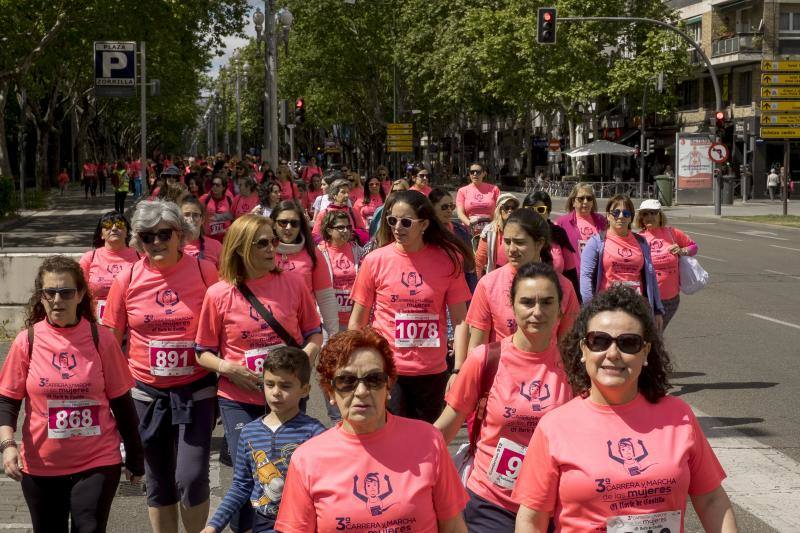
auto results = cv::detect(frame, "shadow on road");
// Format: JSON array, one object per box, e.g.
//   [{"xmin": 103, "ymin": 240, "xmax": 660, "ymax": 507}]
[
  {"xmin": 696, "ymin": 416, "xmax": 770, "ymax": 438},
  {"xmin": 669, "ymin": 371, "xmax": 706, "ymax": 379},
  {"xmin": 671, "ymin": 381, "xmax": 778, "ymax": 397}
]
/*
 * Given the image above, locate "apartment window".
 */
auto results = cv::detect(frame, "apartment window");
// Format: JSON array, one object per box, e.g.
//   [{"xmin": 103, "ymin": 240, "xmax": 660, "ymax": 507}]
[
  {"xmin": 687, "ymin": 21, "xmax": 702, "ymax": 43},
  {"xmin": 678, "ymin": 80, "xmax": 699, "ymax": 110},
  {"xmin": 736, "ymin": 71, "xmax": 752, "ymax": 106},
  {"xmin": 780, "ymin": 8, "xmax": 800, "ymax": 32}
]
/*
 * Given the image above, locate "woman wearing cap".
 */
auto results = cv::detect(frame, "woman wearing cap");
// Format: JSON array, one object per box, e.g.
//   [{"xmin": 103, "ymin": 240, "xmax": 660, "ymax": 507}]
[
  {"xmin": 456, "ymin": 163, "xmax": 501, "ymax": 243},
  {"xmin": 80, "ymin": 212, "xmax": 140, "ymax": 324},
  {"xmin": 181, "ymin": 196, "xmax": 224, "ymax": 267},
  {"xmin": 103, "ymin": 200, "xmax": 219, "ymax": 533},
  {"xmin": 554, "ymin": 183, "xmax": 608, "ymax": 270},
  {"xmin": 579, "ymin": 195, "xmax": 664, "ymax": 330},
  {"xmin": 635, "ymin": 199, "xmax": 698, "ymax": 330},
  {"xmin": 474, "ymin": 194, "xmax": 519, "ymax": 278}
]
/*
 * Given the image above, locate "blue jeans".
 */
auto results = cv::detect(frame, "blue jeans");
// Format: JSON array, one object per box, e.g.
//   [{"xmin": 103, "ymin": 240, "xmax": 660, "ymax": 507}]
[{"xmin": 134, "ymin": 178, "xmax": 142, "ymax": 199}]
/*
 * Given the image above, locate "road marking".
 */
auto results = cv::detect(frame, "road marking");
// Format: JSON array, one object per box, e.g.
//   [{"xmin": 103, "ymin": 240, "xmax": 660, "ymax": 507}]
[
  {"xmin": 686, "ymin": 231, "xmax": 743, "ymax": 241},
  {"xmin": 677, "ymin": 222, "xmax": 718, "ymax": 225},
  {"xmin": 771, "ymin": 244, "xmax": 800, "ymax": 252},
  {"xmin": 765, "ymin": 269, "xmax": 800, "ymax": 280},
  {"xmin": 694, "ymin": 405, "xmax": 800, "ymax": 530},
  {"xmin": 737, "ymin": 230, "xmax": 789, "ymax": 241},
  {"xmin": 696, "ymin": 254, "xmax": 727, "ymax": 262},
  {"xmin": 747, "ymin": 313, "xmax": 800, "ymax": 331},
  {"xmin": 0, "ymin": 525, "xmax": 34, "ymax": 529}
]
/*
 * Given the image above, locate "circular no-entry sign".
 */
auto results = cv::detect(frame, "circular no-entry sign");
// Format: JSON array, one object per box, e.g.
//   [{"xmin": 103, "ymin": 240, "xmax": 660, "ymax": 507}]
[{"xmin": 708, "ymin": 142, "xmax": 729, "ymax": 164}]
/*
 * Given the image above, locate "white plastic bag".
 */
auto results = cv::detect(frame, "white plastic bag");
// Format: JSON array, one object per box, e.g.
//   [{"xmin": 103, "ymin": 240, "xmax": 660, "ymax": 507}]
[{"xmin": 679, "ymin": 256, "xmax": 709, "ymax": 294}]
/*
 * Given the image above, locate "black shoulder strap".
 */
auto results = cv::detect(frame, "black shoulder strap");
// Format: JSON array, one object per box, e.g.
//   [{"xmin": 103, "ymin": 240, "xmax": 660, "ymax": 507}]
[
  {"xmin": 468, "ymin": 342, "xmax": 502, "ymax": 457},
  {"xmin": 237, "ymin": 282, "xmax": 301, "ymax": 348},
  {"xmin": 91, "ymin": 248, "xmax": 97, "ymax": 263},
  {"xmin": 199, "ymin": 236, "xmax": 206, "ymax": 260},
  {"xmin": 204, "ymin": 193, "xmax": 213, "ymax": 206},
  {"xmin": 28, "ymin": 320, "xmax": 99, "ymax": 358},
  {"xmin": 27, "ymin": 327, "xmax": 34, "ymax": 358},
  {"xmin": 197, "ymin": 257, "xmax": 209, "ymax": 288}
]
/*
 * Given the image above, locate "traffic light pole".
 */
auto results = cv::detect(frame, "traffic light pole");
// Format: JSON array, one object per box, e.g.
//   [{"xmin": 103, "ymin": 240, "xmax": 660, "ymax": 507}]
[
  {"xmin": 558, "ymin": 16, "xmax": 723, "ymax": 213},
  {"xmin": 640, "ymin": 82, "xmax": 648, "ymax": 200}
]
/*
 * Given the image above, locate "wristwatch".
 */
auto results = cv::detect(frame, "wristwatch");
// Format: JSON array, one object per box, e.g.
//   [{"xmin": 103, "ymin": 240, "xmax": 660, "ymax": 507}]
[
  {"xmin": 0, "ymin": 439, "xmax": 17, "ymax": 453},
  {"xmin": 451, "ymin": 368, "xmax": 460, "ymax": 375}
]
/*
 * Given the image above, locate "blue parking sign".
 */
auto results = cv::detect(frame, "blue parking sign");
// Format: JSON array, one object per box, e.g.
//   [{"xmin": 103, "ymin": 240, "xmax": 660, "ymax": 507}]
[{"xmin": 94, "ymin": 42, "xmax": 137, "ymax": 97}]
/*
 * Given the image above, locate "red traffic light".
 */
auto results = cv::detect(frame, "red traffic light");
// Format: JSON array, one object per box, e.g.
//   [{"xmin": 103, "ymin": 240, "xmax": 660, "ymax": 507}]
[
  {"xmin": 295, "ymin": 98, "xmax": 304, "ymax": 109},
  {"xmin": 543, "ymin": 12, "xmax": 552, "ymax": 22},
  {"xmin": 715, "ymin": 111, "xmax": 724, "ymax": 120}
]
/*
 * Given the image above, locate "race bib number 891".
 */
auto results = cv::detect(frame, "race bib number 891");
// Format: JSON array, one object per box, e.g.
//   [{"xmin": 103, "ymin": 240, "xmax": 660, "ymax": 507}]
[{"xmin": 148, "ymin": 340, "xmax": 195, "ymax": 377}]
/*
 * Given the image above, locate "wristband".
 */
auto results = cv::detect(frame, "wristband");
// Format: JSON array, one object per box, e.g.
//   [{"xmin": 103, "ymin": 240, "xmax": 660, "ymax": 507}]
[
  {"xmin": 451, "ymin": 368, "xmax": 460, "ymax": 375},
  {"xmin": 0, "ymin": 439, "xmax": 17, "ymax": 453}
]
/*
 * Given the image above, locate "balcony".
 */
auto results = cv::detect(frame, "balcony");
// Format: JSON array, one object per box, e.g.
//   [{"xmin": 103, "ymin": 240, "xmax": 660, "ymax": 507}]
[{"xmin": 712, "ymin": 32, "xmax": 762, "ymax": 57}]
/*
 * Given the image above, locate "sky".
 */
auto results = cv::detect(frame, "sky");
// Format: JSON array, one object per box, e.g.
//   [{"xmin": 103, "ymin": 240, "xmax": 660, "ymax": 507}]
[{"xmin": 209, "ymin": 0, "xmax": 261, "ymax": 78}]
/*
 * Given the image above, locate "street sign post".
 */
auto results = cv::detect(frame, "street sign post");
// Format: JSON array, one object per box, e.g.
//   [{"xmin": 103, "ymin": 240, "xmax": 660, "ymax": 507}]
[
  {"xmin": 94, "ymin": 41, "xmax": 136, "ymax": 97},
  {"xmin": 759, "ymin": 60, "xmax": 794, "ymax": 216},
  {"xmin": 387, "ymin": 123, "xmax": 413, "ymax": 153},
  {"xmin": 708, "ymin": 142, "xmax": 729, "ymax": 164}
]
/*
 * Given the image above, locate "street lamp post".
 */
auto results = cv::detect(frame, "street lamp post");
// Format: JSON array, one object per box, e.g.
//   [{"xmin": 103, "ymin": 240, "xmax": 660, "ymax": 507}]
[{"xmin": 253, "ymin": 8, "xmax": 269, "ymax": 164}]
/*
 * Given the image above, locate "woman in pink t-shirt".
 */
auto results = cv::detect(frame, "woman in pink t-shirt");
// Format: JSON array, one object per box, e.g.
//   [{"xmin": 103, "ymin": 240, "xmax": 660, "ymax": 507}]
[
  {"xmin": 635, "ymin": 199, "xmax": 698, "ymax": 331},
  {"xmin": 232, "ymin": 175, "xmax": 260, "ymax": 219},
  {"xmin": 275, "ymin": 163, "xmax": 300, "ymax": 201},
  {"xmin": 318, "ymin": 210, "xmax": 364, "ymax": 330},
  {"xmin": 513, "ymin": 286, "xmax": 738, "ymax": 533},
  {"xmin": 79, "ymin": 211, "xmax": 140, "ymax": 323},
  {"xmin": 349, "ymin": 190, "xmax": 473, "ymax": 423},
  {"xmin": 276, "ymin": 329, "xmax": 469, "ymax": 533},
  {"xmin": 312, "ymin": 178, "xmax": 367, "ymax": 243},
  {"xmin": 353, "ymin": 175, "xmax": 386, "ymax": 227},
  {"xmin": 436, "ymin": 263, "xmax": 572, "ymax": 531},
  {"xmin": 0, "ymin": 256, "xmax": 143, "ymax": 532},
  {"xmin": 456, "ymin": 163, "xmax": 501, "ymax": 240},
  {"xmin": 409, "ymin": 169, "xmax": 433, "ymax": 196},
  {"xmin": 474, "ymin": 193, "xmax": 518, "ymax": 277},
  {"xmin": 199, "ymin": 175, "xmax": 236, "ymax": 242},
  {"xmin": 554, "ymin": 183, "xmax": 608, "ymax": 267},
  {"xmin": 180, "ymin": 196, "xmax": 223, "ymax": 267},
  {"xmin": 103, "ymin": 200, "xmax": 219, "ymax": 533}
]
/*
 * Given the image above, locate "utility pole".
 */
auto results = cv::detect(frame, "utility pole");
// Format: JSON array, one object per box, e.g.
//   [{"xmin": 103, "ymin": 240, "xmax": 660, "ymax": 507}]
[
  {"xmin": 639, "ymin": 83, "xmax": 648, "ymax": 199},
  {"xmin": 235, "ymin": 68, "xmax": 242, "ymax": 159},
  {"xmin": 267, "ymin": 0, "xmax": 278, "ymax": 165},
  {"xmin": 18, "ymin": 87, "xmax": 26, "ymax": 209},
  {"xmin": 140, "ymin": 42, "xmax": 147, "ymax": 190}
]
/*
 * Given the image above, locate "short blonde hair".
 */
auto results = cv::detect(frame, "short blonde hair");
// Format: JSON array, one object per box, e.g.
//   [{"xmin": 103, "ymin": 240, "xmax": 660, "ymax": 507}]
[
  {"xmin": 218, "ymin": 214, "xmax": 276, "ymax": 284},
  {"xmin": 564, "ymin": 183, "xmax": 597, "ymax": 213}
]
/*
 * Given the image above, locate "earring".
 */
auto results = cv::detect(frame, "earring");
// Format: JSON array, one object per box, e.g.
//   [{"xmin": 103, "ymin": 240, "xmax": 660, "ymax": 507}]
[
  {"xmin": 329, "ymin": 398, "xmax": 336, "ymax": 405},
  {"xmin": 643, "ymin": 361, "xmax": 649, "ymax": 367},
  {"xmin": 387, "ymin": 393, "xmax": 392, "ymax": 400},
  {"xmin": 580, "ymin": 357, "xmax": 586, "ymax": 363}
]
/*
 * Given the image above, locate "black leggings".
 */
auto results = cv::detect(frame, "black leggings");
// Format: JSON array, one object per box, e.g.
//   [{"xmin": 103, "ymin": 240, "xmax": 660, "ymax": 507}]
[
  {"xmin": 388, "ymin": 371, "xmax": 449, "ymax": 423},
  {"xmin": 21, "ymin": 464, "xmax": 121, "ymax": 533},
  {"xmin": 114, "ymin": 191, "xmax": 127, "ymax": 213}
]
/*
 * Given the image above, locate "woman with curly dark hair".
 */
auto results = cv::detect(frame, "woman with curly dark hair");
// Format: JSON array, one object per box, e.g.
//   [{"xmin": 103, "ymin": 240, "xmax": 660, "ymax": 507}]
[{"xmin": 513, "ymin": 286, "xmax": 738, "ymax": 533}]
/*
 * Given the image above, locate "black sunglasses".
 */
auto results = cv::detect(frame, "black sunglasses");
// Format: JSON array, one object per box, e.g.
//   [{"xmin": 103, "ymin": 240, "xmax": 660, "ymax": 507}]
[
  {"xmin": 575, "ymin": 195, "xmax": 594, "ymax": 202},
  {"xmin": 275, "ymin": 219, "xmax": 301, "ymax": 229},
  {"xmin": 252, "ymin": 236, "xmax": 280, "ymax": 249},
  {"xmin": 439, "ymin": 203, "xmax": 456, "ymax": 211},
  {"xmin": 139, "ymin": 228, "xmax": 175, "ymax": 244},
  {"xmin": 500, "ymin": 203, "xmax": 519, "ymax": 212},
  {"xmin": 40, "ymin": 287, "xmax": 79, "ymax": 301},
  {"xmin": 584, "ymin": 331, "xmax": 646, "ymax": 355},
  {"xmin": 469, "ymin": 169, "xmax": 482, "ymax": 175},
  {"xmin": 610, "ymin": 209, "xmax": 633, "ymax": 219},
  {"xmin": 331, "ymin": 372, "xmax": 389, "ymax": 393}
]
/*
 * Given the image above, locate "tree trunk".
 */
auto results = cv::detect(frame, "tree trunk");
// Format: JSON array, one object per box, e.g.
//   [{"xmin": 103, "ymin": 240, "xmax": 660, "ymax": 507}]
[
  {"xmin": 0, "ymin": 81, "xmax": 13, "ymax": 178},
  {"xmin": 35, "ymin": 125, "xmax": 50, "ymax": 190}
]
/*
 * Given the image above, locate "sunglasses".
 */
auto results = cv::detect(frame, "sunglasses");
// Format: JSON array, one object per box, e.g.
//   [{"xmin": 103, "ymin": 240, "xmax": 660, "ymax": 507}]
[
  {"xmin": 252, "ymin": 236, "xmax": 280, "ymax": 249},
  {"xmin": 101, "ymin": 219, "xmax": 126, "ymax": 230},
  {"xmin": 575, "ymin": 195, "xmax": 594, "ymax": 202},
  {"xmin": 386, "ymin": 216, "xmax": 421, "ymax": 228},
  {"xmin": 610, "ymin": 209, "xmax": 633, "ymax": 219},
  {"xmin": 331, "ymin": 372, "xmax": 389, "ymax": 393},
  {"xmin": 275, "ymin": 219, "xmax": 301, "ymax": 228},
  {"xmin": 469, "ymin": 169, "xmax": 482, "ymax": 175},
  {"xmin": 41, "ymin": 287, "xmax": 79, "ymax": 301},
  {"xmin": 500, "ymin": 203, "xmax": 519, "ymax": 212},
  {"xmin": 584, "ymin": 331, "xmax": 646, "ymax": 354},
  {"xmin": 531, "ymin": 205, "xmax": 549, "ymax": 215},
  {"xmin": 212, "ymin": 182, "xmax": 224, "ymax": 188},
  {"xmin": 417, "ymin": 174, "xmax": 429, "ymax": 179},
  {"xmin": 439, "ymin": 203, "xmax": 456, "ymax": 211},
  {"xmin": 332, "ymin": 225, "xmax": 353, "ymax": 232},
  {"xmin": 139, "ymin": 228, "xmax": 175, "ymax": 244}
]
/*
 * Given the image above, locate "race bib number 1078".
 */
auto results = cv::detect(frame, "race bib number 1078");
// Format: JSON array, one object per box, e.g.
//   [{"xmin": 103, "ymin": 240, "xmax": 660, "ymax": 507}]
[{"xmin": 394, "ymin": 312, "xmax": 440, "ymax": 348}]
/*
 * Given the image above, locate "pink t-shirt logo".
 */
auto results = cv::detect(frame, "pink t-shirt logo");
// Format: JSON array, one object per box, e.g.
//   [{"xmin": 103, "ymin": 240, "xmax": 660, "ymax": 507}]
[
  {"xmin": 335, "ymin": 256, "xmax": 352, "ymax": 270},
  {"xmin": 156, "ymin": 289, "xmax": 180, "ymax": 313},
  {"xmin": 351, "ymin": 473, "xmax": 396, "ymax": 517},
  {"xmin": 278, "ymin": 257, "xmax": 296, "ymax": 271},
  {"xmin": 51, "ymin": 352, "xmax": 78, "ymax": 380},
  {"xmin": 616, "ymin": 246, "xmax": 633, "ymax": 260},
  {"xmin": 607, "ymin": 438, "xmax": 653, "ymax": 477},
  {"xmin": 649, "ymin": 239, "xmax": 665, "ymax": 251},
  {"xmin": 106, "ymin": 264, "xmax": 124, "ymax": 275},
  {"xmin": 580, "ymin": 226, "xmax": 595, "ymax": 237},
  {"xmin": 247, "ymin": 304, "xmax": 275, "ymax": 331},
  {"xmin": 518, "ymin": 380, "xmax": 551, "ymax": 412},
  {"xmin": 400, "ymin": 271, "xmax": 424, "ymax": 295}
]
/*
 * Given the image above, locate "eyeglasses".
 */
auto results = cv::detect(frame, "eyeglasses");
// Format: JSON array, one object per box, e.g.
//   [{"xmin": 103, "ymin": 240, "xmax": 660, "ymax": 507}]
[
  {"xmin": 469, "ymin": 169, "xmax": 482, "ymax": 175},
  {"xmin": 531, "ymin": 205, "xmax": 549, "ymax": 215},
  {"xmin": 584, "ymin": 331, "xmax": 646, "ymax": 354},
  {"xmin": 332, "ymin": 225, "xmax": 353, "ymax": 232},
  {"xmin": 138, "ymin": 228, "xmax": 175, "ymax": 244},
  {"xmin": 275, "ymin": 219, "xmax": 301, "ymax": 228},
  {"xmin": 40, "ymin": 287, "xmax": 79, "ymax": 301},
  {"xmin": 386, "ymin": 216, "xmax": 421, "ymax": 228},
  {"xmin": 252, "ymin": 236, "xmax": 280, "ymax": 249},
  {"xmin": 331, "ymin": 372, "xmax": 389, "ymax": 393},
  {"xmin": 101, "ymin": 219, "xmax": 126, "ymax": 230},
  {"xmin": 610, "ymin": 209, "xmax": 633, "ymax": 219},
  {"xmin": 439, "ymin": 203, "xmax": 456, "ymax": 211},
  {"xmin": 417, "ymin": 174, "xmax": 429, "ymax": 179},
  {"xmin": 575, "ymin": 195, "xmax": 594, "ymax": 203},
  {"xmin": 500, "ymin": 203, "xmax": 519, "ymax": 212},
  {"xmin": 212, "ymin": 182, "xmax": 224, "ymax": 188},
  {"xmin": 183, "ymin": 212, "xmax": 203, "ymax": 220}
]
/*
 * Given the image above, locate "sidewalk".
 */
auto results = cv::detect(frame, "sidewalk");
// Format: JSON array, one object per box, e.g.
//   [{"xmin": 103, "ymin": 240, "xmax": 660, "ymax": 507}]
[{"xmin": 543, "ymin": 195, "xmax": 799, "ymax": 218}]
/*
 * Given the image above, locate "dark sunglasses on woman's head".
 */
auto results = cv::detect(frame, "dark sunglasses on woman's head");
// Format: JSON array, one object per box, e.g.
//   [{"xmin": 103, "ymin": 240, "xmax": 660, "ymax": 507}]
[
  {"xmin": 331, "ymin": 372, "xmax": 389, "ymax": 393},
  {"xmin": 101, "ymin": 219, "xmax": 126, "ymax": 230},
  {"xmin": 386, "ymin": 216, "xmax": 420, "ymax": 228},
  {"xmin": 275, "ymin": 219, "xmax": 301, "ymax": 228},
  {"xmin": 584, "ymin": 331, "xmax": 646, "ymax": 354},
  {"xmin": 139, "ymin": 228, "xmax": 175, "ymax": 244},
  {"xmin": 40, "ymin": 287, "xmax": 78, "ymax": 301},
  {"xmin": 252, "ymin": 236, "xmax": 280, "ymax": 249},
  {"xmin": 610, "ymin": 209, "xmax": 633, "ymax": 219}
]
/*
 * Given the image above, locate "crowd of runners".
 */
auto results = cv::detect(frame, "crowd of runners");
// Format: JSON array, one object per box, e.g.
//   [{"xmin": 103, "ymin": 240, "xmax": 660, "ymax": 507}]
[{"xmin": 0, "ymin": 155, "xmax": 738, "ymax": 533}]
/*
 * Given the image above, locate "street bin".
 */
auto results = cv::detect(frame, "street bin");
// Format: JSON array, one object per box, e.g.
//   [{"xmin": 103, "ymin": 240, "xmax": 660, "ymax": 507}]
[
  {"xmin": 722, "ymin": 174, "xmax": 734, "ymax": 205},
  {"xmin": 654, "ymin": 175, "xmax": 674, "ymax": 206}
]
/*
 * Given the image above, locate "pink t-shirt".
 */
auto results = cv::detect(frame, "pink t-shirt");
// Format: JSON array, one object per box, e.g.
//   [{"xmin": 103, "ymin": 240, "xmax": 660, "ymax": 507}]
[
  {"xmin": 446, "ymin": 337, "xmax": 572, "ymax": 511},
  {"xmin": 599, "ymin": 232, "xmax": 645, "ymax": 294},
  {"xmin": 183, "ymin": 237, "xmax": 223, "ymax": 267},
  {"xmin": 318, "ymin": 242, "xmax": 359, "ymax": 328},
  {"xmin": 232, "ymin": 192, "xmax": 260, "ymax": 219},
  {"xmin": 349, "ymin": 187, "xmax": 364, "ymax": 204},
  {"xmin": 275, "ymin": 414, "xmax": 468, "ymax": 533},
  {"xmin": 549, "ymin": 242, "xmax": 576, "ymax": 274},
  {"xmin": 512, "ymin": 394, "xmax": 726, "ymax": 533},
  {"xmin": 353, "ymin": 195, "xmax": 383, "ymax": 224},
  {"xmin": 312, "ymin": 205, "xmax": 366, "ymax": 241},
  {"xmin": 200, "ymin": 192, "xmax": 235, "ymax": 242},
  {"xmin": 277, "ymin": 179, "xmax": 299, "ymax": 201},
  {"xmin": 350, "ymin": 244, "xmax": 472, "ymax": 375},
  {"xmin": 103, "ymin": 254, "xmax": 219, "ymax": 387},
  {"xmin": 410, "ymin": 184, "xmax": 432, "ymax": 196},
  {"xmin": 576, "ymin": 214, "xmax": 600, "ymax": 253},
  {"xmin": 640, "ymin": 227, "xmax": 694, "ymax": 301},
  {"xmin": 195, "ymin": 273, "xmax": 321, "ymax": 405},
  {"xmin": 456, "ymin": 182, "xmax": 500, "ymax": 221},
  {"xmin": 79, "ymin": 246, "xmax": 140, "ymax": 322},
  {"xmin": 82, "ymin": 163, "xmax": 97, "ymax": 177},
  {"xmin": 466, "ymin": 264, "xmax": 579, "ymax": 342},
  {"xmin": 0, "ymin": 320, "xmax": 133, "ymax": 476},
  {"xmin": 276, "ymin": 247, "xmax": 333, "ymax": 292}
]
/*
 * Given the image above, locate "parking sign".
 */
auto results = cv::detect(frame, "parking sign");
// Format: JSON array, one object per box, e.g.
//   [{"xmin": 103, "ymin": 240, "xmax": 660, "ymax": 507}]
[{"xmin": 94, "ymin": 42, "xmax": 136, "ymax": 97}]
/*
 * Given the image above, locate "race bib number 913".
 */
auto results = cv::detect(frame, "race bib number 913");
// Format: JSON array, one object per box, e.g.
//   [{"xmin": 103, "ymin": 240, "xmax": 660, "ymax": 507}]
[
  {"xmin": 394, "ymin": 312, "xmax": 440, "ymax": 348},
  {"xmin": 47, "ymin": 399, "xmax": 100, "ymax": 439}
]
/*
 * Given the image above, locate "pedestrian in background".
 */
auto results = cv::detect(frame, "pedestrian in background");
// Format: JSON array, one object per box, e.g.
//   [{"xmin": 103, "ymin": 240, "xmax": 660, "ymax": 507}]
[
  {"xmin": 58, "ymin": 168, "xmax": 69, "ymax": 195},
  {"xmin": 111, "ymin": 160, "xmax": 129, "ymax": 214},
  {"xmin": 767, "ymin": 167, "xmax": 779, "ymax": 201}
]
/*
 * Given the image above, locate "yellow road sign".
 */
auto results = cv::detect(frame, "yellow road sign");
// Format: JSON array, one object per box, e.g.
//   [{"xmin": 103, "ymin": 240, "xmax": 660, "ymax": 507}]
[
  {"xmin": 762, "ymin": 60, "xmax": 800, "ymax": 72},
  {"xmin": 762, "ymin": 113, "xmax": 800, "ymax": 125},
  {"xmin": 761, "ymin": 100, "xmax": 800, "ymax": 112},
  {"xmin": 760, "ymin": 126, "xmax": 800, "ymax": 139},
  {"xmin": 387, "ymin": 134, "xmax": 413, "ymax": 142},
  {"xmin": 387, "ymin": 123, "xmax": 412, "ymax": 131},
  {"xmin": 761, "ymin": 87, "xmax": 800, "ymax": 98},
  {"xmin": 388, "ymin": 146, "xmax": 413, "ymax": 153},
  {"xmin": 761, "ymin": 74, "xmax": 800, "ymax": 86}
]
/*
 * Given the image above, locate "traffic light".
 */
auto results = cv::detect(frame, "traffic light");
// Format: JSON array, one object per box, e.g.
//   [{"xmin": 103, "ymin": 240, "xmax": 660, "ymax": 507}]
[
  {"xmin": 294, "ymin": 98, "xmax": 305, "ymax": 124},
  {"xmin": 537, "ymin": 8, "xmax": 557, "ymax": 44},
  {"xmin": 715, "ymin": 111, "xmax": 725, "ymax": 132}
]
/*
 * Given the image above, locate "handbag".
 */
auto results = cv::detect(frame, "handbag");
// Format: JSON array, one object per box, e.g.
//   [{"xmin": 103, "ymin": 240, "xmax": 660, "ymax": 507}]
[
  {"xmin": 679, "ymin": 256, "xmax": 709, "ymax": 294},
  {"xmin": 237, "ymin": 282, "xmax": 301, "ymax": 348}
]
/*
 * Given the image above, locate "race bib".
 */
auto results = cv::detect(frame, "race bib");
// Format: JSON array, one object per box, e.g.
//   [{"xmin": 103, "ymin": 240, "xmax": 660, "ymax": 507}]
[
  {"xmin": 148, "ymin": 340, "xmax": 195, "ymax": 377},
  {"xmin": 96, "ymin": 299, "xmax": 107, "ymax": 325},
  {"xmin": 335, "ymin": 289, "xmax": 353, "ymax": 313},
  {"xmin": 487, "ymin": 437, "xmax": 526, "ymax": 489},
  {"xmin": 244, "ymin": 345, "xmax": 285, "ymax": 374},
  {"xmin": 209, "ymin": 221, "xmax": 226, "ymax": 235},
  {"xmin": 606, "ymin": 511, "xmax": 681, "ymax": 533},
  {"xmin": 394, "ymin": 312, "xmax": 440, "ymax": 348},
  {"xmin": 619, "ymin": 280, "xmax": 643, "ymax": 295},
  {"xmin": 47, "ymin": 399, "xmax": 101, "ymax": 439}
]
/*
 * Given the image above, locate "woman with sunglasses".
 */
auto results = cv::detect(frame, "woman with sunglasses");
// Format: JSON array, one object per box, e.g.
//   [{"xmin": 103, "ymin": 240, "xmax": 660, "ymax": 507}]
[
  {"xmin": 80, "ymin": 211, "xmax": 140, "ymax": 323},
  {"xmin": 103, "ymin": 200, "xmax": 220, "ymax": 533},
  {"xmin": 635, "ymin": 199, "xmax": 698, "ymax": 331},
  {"xmin": 522, "ymin": 191, "xmax": 581, "ymax": 299},
  {"xmin": 195, "ymin": 215, "xmax": 322, "ymax": 532},
  {"xmin": 181, "ymin": 196, "xmax": 224, "ymax": 267},
  {"xmin": 430, "ymin": 188, "xmax": 477, "ymax": 292},
  {"xmin": 349, "ymin": 190, "xmax": 472, "ymax": 423},
  {"xmin": 513, "ymin": 286, "xmax": 738, "ymax": 533},
  {"xmin": 474, "ymin": 193, "xmax": 519, "ymax": 278},
  {"xmin": 410, "ymin": 169, "xmax": 432, "ymax": 196},
  {"xmin": 0, "ymin": 256, "xmax": 143, "ymax": 532},
  {"xmin": 276, "ymin": 329, "xmax": 469, "ymax": 533},
  {"xmin": 579, "ymin": 195, "xmax": 664, "ymax": 329},
  {"xmin": 555, "ymin": 184, "xmax": 608, "ymax": 270},
  {"xmin": 271, "ymin": 201, "xmax": 340, "ymax": 338},
  {"xmin": 318, "ymin": 211, "xmax": 364, "ymax": 331},
  {"xmin": 311, "ymin": 178, "xmax": 367, "ymax": 244},
  {"xmin": 275, "ymin": 163, "xmax": 300, "ymax": 201},
  {"xmin": 353, "ymin": 175, "xmax": 386, "ymax": 227},
  {"xmin": 368, "ymin": 179, "xmax": 410, "ymax": 237},
  {"xmin": 456, "ymin": 163, "xmax": 501, "ymax": 242},
  {"xmin": 232, "ymin": 175, "xmax": 260, "ymax": 219},
  {"xmin": 200, "ymin": 175, "xmax": 236, "ymax": 243},
  {"xmin": 436, "ymin": 263, "xmax": 572, "ymax": 532}
]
